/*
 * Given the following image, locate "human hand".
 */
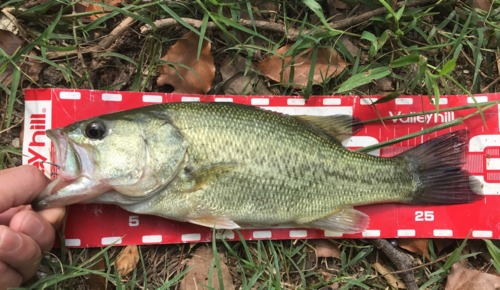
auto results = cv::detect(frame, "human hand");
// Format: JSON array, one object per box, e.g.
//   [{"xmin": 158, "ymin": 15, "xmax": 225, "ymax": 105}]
[{"xmin": 0, "ymin": 165, "xmax": 66, "ymax": 289}]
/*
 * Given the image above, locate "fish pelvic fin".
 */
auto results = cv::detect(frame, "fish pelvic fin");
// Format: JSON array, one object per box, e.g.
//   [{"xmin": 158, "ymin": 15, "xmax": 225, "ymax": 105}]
[
  {"xmin": 302, "ymin": 207, "xmax": 369, "ymax": 234},
  {"xmin": 401, "ymin": 130, "xmax": 483, "ymax": 204},
  {"xmin": 188, "ymin": 217, "xmax": 241, "ymax": 229},
  {"xmin": 294, "ymin": 115, "xmax": 363, "ymax": 143}
]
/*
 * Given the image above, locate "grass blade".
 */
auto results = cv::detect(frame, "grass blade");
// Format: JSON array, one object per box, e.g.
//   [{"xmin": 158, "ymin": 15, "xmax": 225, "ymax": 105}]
[
  {"xmin": 485, "ymin": 240, "xmax": 500, "ymax": 272},
  {"xmin": 338, "ymin": 66, "xmax": 391, "ymax": 93}
]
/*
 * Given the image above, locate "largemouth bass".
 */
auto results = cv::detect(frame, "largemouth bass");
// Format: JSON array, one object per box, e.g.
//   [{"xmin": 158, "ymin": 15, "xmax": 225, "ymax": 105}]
[{"xmin": 33, "ymin": 103, "xmax": 482, "ymax": 233}]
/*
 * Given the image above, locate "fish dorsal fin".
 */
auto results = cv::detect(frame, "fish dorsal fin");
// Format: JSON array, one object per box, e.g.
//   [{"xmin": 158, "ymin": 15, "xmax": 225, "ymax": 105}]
[
  {"xmin": 293, "ymin": 115, "xmax": 363, "ymax": 143},
  {"xmin": 302, "ymin": 207, "xmax": 369, "ymax": 234},
  {"xmin": 188, "ymin": 217, "xmax": 241, "ymax": 229}
]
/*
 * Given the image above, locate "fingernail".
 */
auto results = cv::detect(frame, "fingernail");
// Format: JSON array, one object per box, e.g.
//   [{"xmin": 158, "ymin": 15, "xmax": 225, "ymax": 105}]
[
  {"xmin": 21, "ymin": 214, "xmax": 44, "ymax": 237},
  {"xmin": 0, "ymin": 227, "xmax": 23, "ymax": 253}
]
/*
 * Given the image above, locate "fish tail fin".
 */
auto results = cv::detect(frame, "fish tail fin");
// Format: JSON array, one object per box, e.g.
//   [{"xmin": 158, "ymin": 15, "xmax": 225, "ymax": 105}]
[{"xmin": 399, "ymin": 130, "xmax": 483, "ymax": 204}]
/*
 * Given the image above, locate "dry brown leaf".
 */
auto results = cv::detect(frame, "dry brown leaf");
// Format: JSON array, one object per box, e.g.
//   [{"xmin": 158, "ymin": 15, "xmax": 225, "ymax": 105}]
[
  {"xmin": 445, "ymin": 262, "xmax": 500, "ymax": 290},
  {"xmin": 258, "ymin": 45, "xmax": 347, "ymax": 88},
  {"xmin": 179, "ymin": 246, "xmax": 234, "ymax": 290},
  {"xmin": 327, "ymin": 0, "xmax": 349, "ymax": 22},
  {"xmin": 340, "ymin": 36, "xmax": 359, "ymax": 58},
  {"xmin": 372, "ymin": 262, "xmax": 406, "ymax": 289},
  {"xmin": 376, "ymin": 77, "xmax": 394, "ymax": 92},
  {"xmin": 472, "ymin": 0, "xmax": 492, "ymax": 11},
  {"xmin": 0, "ymin": 25, "xmax": 44, "ymax": 84},
  {"xmin": 86, "ymin": 248, "xmax": 108, "ymax": 290},
  {"xmin": 83, "ymin": 0, "xmax": 123, "ymax": 20},
  {"xmin": 0, "ymin": 28, "xmax": 23, "ymax": 58},
  {"xmin": 220, "ymin": 55, "xmax": 272, "ymax": 95},
  {"xmin": 320, "ymin": 271, "xmax": 340, "ymax": 289},
  {"xmin": 26, "ymin": 51, "xmax": 44, "ymax": 82},
  {"xmin": 115, "ymin": 245, "xmax": 140, "ymax": 276},
  {"xmin": 331, "ymin": 0, "xmax": 350, "ymax": 10},
  {"xmin": 311, "ymin": 239, "xmax": 341, "ymax": 259},
  {"xmin": 398, "ymin": 238, "xmax": 430, "ymax": 260},
  {"xmin": 0, "ymin": 9, "xmax": 20, "ymax": 34},
  {"xmin": 157, "ymin": 31, "xmax": 215, "ymax": 94},
  {"xmin": 0, "ymin": 29, "xmax": 24, "ymax": 85},
  {"xmin": 253, "ymin": 1, "xmax": 278, "ymax": 22},
  {"xmin": 220, "ymin": 55, "xmax": 249, "ymax": 82}
]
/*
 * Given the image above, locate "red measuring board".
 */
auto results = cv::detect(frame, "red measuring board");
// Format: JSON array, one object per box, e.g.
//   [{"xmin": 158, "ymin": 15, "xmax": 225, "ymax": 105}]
[{"xmin": 22, "ymin": 88, "xmax": 500, "ymax": 247}]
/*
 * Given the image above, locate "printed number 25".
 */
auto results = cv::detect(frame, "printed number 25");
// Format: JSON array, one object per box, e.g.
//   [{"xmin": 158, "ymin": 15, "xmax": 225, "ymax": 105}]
[{"xmin": 415, "ymin": 211, "xmax": 434, "ymax": 222}]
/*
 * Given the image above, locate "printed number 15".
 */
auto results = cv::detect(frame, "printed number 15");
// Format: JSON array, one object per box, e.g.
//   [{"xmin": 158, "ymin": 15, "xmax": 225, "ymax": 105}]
[{"xmin": 415, "ymin": 211, "xmax": 434, "ymax": 221}]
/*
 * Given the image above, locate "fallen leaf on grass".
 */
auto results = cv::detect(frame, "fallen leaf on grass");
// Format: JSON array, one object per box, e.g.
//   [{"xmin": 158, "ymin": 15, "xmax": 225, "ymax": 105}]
[
  {"xmin": 310, "ymin": 239, "xmax": 341, "ymax": 259},
  {"xmin": 258, "ymin": 45, "xmax": 347, "ymax": 88},
  {"xmin": 0, "ymin": 29, "xmax": 24, "ymax": 85},
  {"xmin": 157, "ymin": 31, "xmax": 215, "ymax": 94},
  {"xmin": 376, "ymin": 77, "xmax": 394, "ymax": 92},
  {"xmin": 26, "ymin": 51, "xmax": 44, "ymax": 82},
  {"xmin": 220, "ymin": 55, "xmax": 247, "ymax": 82},
  {"xmin": 86, "ymin": 248, "xmax": 109, "ymax": 290},
  {"xmin": 252, "ymin": 1, "xmax": 278, "ymax": 21},
  {"xmin": 320, "ymin": 271, "xmax": 340, "ymax": 289},
  {"xmin": 179, "ymin": 246, "xmax": 234, "ymax": 290},
  {"xmin": 329, "ymin": 0, "xmax": 350, "ymax": 10},
  {"xmin": 340, "ymin": 36, "xmax": 359, "ymax": 58},
  {"xmin": 372, "ymin": 262, "xmax": 406, "ymax": 289},
  {"xmin": 220, "ymin": 55, "xmax": 272, "ymax": 95},
  {"xmin": 326, "ymin": 0, "xmax": 350, "ymax": 22},
  {"xmin": 0, "ymin": 28, "xmax": 45, "ymax": 84},
  {"xmin": 472, "ymin": 0, "xmax": 492, "ymax": 11},
  {"xmin": 398, "ymin": 238, "xmax": 430, "ymax": 261},
  {"xmin": 115, "ymin": 245, "xmax": 140, "ymax": 276},
  {"xmin": 445, "ymin": 261, "xmax": 500, "ymax": 290},
  {"xmin": 0, "ymin": 28, "xmax": 23, "ymax": 57},
  {"xmin": 0, "ymin": 8, "xmax": 20, "ymax": 34},
  {"xmin": 82, "ymin": 0, "xmax": 123, "ymax": 20}
]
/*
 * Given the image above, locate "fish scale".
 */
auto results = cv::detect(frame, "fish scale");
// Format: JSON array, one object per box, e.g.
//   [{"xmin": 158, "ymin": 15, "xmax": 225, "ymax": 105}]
[{"xmin": 128, "ymin": 104, "xmax": 423, "ymax": 223}]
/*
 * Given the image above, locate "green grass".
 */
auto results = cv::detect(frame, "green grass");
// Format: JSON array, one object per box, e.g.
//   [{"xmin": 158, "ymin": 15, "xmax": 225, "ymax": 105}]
[
  {"xmin": 24, "ymin": 237, "xmax": 493, "ymax": 289},
  {"xmin": 0, "ymin": 0, "xmax": 499, "ymax": 288}
]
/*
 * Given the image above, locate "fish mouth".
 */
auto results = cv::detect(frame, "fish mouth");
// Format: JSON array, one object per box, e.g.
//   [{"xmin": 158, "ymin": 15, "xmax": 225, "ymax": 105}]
[
  {"xmin": 47, "ymin": 129, "xmax": 81, "ymax": 181},
  {"xmin": 33, "ymin": 129, "xmax": 95, "ymax": 210}
]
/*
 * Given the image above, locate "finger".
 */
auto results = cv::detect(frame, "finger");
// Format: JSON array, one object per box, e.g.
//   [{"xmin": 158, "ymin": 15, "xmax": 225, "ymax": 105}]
[
  {"xmin": 0, "ymin": 206, "xmax": 30, "ymax": 225},
  {"xmin": 0, "ymin": 261, "xmax": 23, "ymax": 289},
  {"xmin": 0, "ymin": 166, "xmax": 50, "ymax": 212},
  {"xmin": 39, "ymin": 207, "xmax": 66, "ymax": 230},
  {"xmin": 9, "ymin": 211, "xmax": 56, "ymax": 252},
  {"xmin": 2, "ymin": 206, "xmax": 66, "ymax": 229},
  {"xmin": 0, "ymin": 225, "xmax": 42, "ymax": 281}
]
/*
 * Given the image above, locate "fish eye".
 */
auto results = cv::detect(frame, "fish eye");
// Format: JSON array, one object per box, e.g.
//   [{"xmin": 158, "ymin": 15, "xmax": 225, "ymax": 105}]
[{"xmin": 84, "ymin": 121, "xmax": 106, "ymax": 140}]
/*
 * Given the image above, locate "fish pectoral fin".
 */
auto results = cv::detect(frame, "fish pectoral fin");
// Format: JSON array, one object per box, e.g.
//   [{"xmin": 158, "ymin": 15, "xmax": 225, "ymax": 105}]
[
  {"xmin": 189, "ymin": 163, "xmax": 238, "ymax": 192},
  {"xmin": 304, "ymin": 207, "xmax": 369, "ymax": 234},
  {"xmin": 188, "ymin": 217, "xmax": 241, "ymax": 229},
  {"xmin": 293, "ymin": 115, "xmax": 363, "ymax": 143}
]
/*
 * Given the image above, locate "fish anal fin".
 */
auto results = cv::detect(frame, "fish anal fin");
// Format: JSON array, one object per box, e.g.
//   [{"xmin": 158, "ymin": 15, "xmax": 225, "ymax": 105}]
[
  {"xmin": 304, "ymin": 207, "xmax": 369, "ymax": 234},
  {"xmin": 294, "ymin": 115, "xmax": 363, "ymax": 143},
  {"xmin": 188, "ymin": 217, "xmax": 241, "ymax": 229}
]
